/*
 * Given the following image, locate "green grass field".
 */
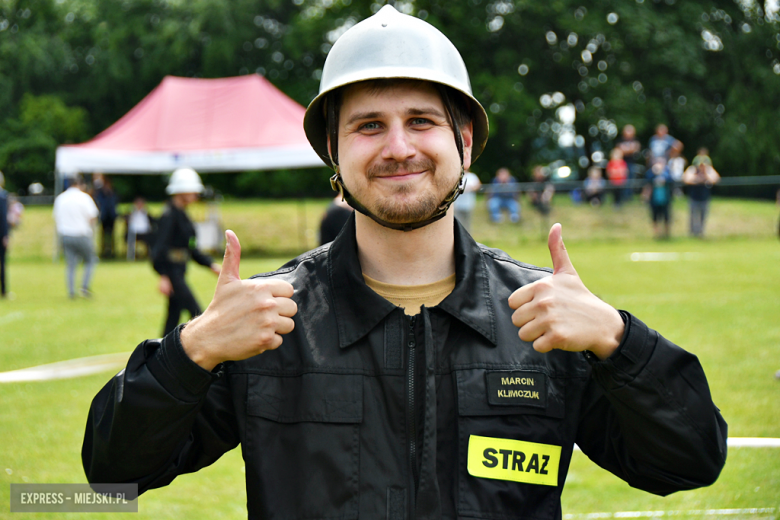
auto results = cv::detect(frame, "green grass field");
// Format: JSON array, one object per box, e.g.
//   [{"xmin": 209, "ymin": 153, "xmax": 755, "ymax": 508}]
[{"xmin": 1, "ymin": 195, "xmax": 779, "ymax": 519}]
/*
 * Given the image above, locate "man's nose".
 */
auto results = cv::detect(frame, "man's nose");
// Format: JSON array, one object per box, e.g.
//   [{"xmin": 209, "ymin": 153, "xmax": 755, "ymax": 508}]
[{"xmin": 381, "ymin": 125, "xmax": 415, "ymax": 161}]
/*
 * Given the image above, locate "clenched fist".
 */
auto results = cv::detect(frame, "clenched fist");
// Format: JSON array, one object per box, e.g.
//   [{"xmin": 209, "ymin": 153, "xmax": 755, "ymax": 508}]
[
  {"xmin": 180, "ymin": 230, "xmax": 298, "ymax": 371},
  {"xmin": 508, "ymin": 223, "xmax": 624, "ymax": 361}
]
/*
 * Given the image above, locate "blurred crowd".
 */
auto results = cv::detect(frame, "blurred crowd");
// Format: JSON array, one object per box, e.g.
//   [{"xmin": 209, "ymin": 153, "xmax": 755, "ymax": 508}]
[{"xmin": 448, "ymin": 123, "xmax": 725, "ymax": 242}]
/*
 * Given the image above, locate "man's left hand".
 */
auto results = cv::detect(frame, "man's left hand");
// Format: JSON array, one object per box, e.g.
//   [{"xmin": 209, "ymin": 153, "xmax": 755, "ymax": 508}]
[{"xmin": 508, "ymin": 223, "xmax": 624, "ymax": 360}]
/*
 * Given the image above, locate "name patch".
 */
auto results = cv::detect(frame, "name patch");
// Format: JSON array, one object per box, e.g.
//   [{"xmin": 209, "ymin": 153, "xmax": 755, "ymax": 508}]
[
  {"xmin": 486, "ymin": 371, "xmax": 547, "ymax": 408},
  {"xmin": 467, "ymin": 435, "xmax": 561, "ymax": 487}
]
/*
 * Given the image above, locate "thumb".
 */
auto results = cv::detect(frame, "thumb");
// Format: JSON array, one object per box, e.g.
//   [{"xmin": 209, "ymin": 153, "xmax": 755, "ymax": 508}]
[
  {"xmin": 218, "ymin": 230, "xmax": 242, "ymax": 285},
  {"xmin": 548, "ymin": 223, "xmax": 576, "ymax": 276}
]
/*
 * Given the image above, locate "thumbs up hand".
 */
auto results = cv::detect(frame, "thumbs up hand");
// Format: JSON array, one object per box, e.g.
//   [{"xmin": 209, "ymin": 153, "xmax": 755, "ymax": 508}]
[
  {"xmin": 508, "ymin": 224, "xmax": 624, "ymax": 361},
  {"xmin": 180, "ymin": 230, "xmax": 298, "ymax": 371}
]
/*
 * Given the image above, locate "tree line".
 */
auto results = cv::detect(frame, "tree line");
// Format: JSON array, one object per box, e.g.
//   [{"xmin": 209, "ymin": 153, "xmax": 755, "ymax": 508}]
[{"xmin": 1, "ymin": 0, "xmax": 778, "ymax": 200}]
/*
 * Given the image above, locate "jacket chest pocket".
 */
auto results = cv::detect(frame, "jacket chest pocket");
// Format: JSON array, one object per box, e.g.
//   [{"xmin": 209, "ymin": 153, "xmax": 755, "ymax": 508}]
[
  {"xmin": 455, "ymin": 368, "xmax": 568, "ymax": 520},
  {"xmin": 244, "ymin": 373, "xmax": 362, "ymax": 520}
]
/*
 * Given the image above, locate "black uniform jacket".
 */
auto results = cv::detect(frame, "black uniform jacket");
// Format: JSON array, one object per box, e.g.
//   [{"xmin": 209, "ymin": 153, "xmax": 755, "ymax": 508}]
[
  {"xmin": 83, "ymin": 216, "xmax": 727, "ymax": 520},
  {"xmin": 151, "ymin": 202, "xmax": 212, "ymax": 277}
]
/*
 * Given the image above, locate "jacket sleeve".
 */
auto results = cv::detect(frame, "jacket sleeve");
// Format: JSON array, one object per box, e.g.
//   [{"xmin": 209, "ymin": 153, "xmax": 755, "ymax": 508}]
[
  {"xmin": 82, "ymin": 326, "xmax": 239, "ymax": 494},
  {"xmin": 575, "ymin": 312, "xmax": 728, "ymax": 496},
  {"xmin": 151, "ymin": 212, "xmax": 174, "ymax": 277},
  {"xmin": 189, "ymin": 246, "xmax": 213, "ymax": 269}
]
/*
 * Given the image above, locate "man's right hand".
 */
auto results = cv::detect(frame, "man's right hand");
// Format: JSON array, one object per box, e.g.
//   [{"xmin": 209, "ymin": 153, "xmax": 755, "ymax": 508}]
[
  {"xmin": 180, "ymin": 230, "xmax": 298, "ymax": 371},
  {"xmin": 159, "ymin": 275, "xmax": 173, "ymax": 296}
]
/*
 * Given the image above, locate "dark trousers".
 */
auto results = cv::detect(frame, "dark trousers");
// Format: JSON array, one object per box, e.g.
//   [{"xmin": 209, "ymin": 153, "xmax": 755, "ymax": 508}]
[
  {"xmin": 163, "ymin": 265, "xmax": 202, "ymax": 336},
  {"xmin": 100, "ymin": 218, "xmax": 116, "ymax": 258},
  {"xmin": 0, "ymin": 240, "xmax": 6, "ymax": 296}
]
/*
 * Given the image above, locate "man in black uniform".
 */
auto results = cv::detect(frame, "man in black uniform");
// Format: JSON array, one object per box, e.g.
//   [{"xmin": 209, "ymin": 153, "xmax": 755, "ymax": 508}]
[
  {"xmin": 0, "ymin": 171, "xmax": 8, "ymax": 297},
  {"xmin": 319, "ymin": 193, "xmax": 353, "ymax": 245},
  {"xmin": 83, "ymin": 7, "xmax": 727, "ymax": 519},
  {"xmin": 152, "ymin": 167, "xmax": 220, "ymax": 336}
]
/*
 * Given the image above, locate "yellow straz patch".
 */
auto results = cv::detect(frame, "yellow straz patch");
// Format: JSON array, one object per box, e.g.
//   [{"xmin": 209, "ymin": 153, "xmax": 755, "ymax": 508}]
[{"xmin": 467, "ymin": 435, "xmax": 561, "ymax": 487}]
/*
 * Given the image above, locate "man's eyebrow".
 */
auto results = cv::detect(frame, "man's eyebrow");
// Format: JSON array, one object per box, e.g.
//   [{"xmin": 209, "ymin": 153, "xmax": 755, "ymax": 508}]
[
  {"xmin": 345, "ymin": 111, "xmax": 382, "ymax": 127},
  {"xmin": 344, "ymin": 106, "xmax": 447, "ymax": 126},
  {"xmin": 406, "ymin": 106, "xmax": 447, "ymax": 119}
]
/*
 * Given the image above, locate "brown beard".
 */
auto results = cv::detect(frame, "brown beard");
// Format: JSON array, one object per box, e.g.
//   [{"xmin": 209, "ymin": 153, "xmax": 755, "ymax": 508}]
[{"xmin": 363, "ymin": 159, "xmax": 448, "ymax": 223}]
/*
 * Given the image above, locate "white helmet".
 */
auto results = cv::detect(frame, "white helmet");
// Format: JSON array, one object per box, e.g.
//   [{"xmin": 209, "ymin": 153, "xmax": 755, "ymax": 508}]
[
  {"xmin": 303, "ymin": 5, "xmax": 489, "ymax": 167},
  {"xmin": 166, "ymin": 167, "xmax": 204, "ymax": 195}
]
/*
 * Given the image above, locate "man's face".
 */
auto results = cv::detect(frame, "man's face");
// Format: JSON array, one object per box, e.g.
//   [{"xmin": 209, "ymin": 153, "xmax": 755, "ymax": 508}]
[
  {"xmin": 656, "ymin": 125, "xmax": 668, "ymax": 137},
  {"xmin": 178, "ymin": 193, "xmax": 199, "ymax": 205},
  {"xmin": 336, "ymin": 81, "xmax": 472, "ymax": 224}
]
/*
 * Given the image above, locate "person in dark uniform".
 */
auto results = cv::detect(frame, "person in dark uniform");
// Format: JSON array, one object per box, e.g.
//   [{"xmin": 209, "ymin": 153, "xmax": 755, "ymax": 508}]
[
  {"xmin": 152, "ymin": 167, "xmax": 220, "ymax": 336},
  {"xmin": 0, "ymin": 171, "xmax": 8, "ymax": 298},
  {"xmin": 93, "ymin": 174, "xmax": 118, "ymax": 259},
  {"xmin": 319, "ymin": 194, "xmax": 353, "ymax": 245}
]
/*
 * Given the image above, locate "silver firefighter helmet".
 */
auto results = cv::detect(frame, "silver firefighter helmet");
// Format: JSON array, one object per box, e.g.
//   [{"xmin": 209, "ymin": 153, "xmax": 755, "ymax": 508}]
[{"xmin": 303, "ymin": 4, "xmax": 489, "ymax": 167}]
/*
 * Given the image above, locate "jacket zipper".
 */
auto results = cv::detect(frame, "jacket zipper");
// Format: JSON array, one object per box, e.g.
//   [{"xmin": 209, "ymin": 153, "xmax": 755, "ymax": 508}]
[{"xmin": 407, "ymin": 314, "xmax": 418, "ymax": 490}]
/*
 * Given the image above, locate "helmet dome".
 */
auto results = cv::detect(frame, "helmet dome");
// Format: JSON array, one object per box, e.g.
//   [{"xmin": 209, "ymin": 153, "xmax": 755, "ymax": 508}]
[
  {"xmin": 166, "ymin": 167, "xmax": 204, "ymax": 195},
  {"xmin": 303, "ymin": 5, "xmax": 488, "ymax": 167}
]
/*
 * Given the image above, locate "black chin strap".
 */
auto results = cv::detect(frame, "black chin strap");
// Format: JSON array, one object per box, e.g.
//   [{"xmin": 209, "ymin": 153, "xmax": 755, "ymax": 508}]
[{"xmin": 326, "ymin": 85, "xmax": 467, "ymax": 232}]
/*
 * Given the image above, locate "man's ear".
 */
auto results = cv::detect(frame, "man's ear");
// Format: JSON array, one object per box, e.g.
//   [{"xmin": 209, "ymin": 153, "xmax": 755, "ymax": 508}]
[{"xmin": 460, "ymin": 121, "xmax": 474, "ymax": 170}]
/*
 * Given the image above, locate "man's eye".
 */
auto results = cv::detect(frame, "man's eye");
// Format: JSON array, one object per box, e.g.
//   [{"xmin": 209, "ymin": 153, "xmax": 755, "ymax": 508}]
[
  {"xmin": 360, "ymin": 122, "xmax": 381, "ymax": 131},
  {"xmin": 411, "ymin": 118, "xmax": 432, "ymax": 126}
]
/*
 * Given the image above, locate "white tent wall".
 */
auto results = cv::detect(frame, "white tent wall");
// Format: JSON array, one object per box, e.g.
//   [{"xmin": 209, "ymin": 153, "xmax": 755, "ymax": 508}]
[{"xmin": 54, "ymin": 144, "xmax": 323, "ymax": 177}]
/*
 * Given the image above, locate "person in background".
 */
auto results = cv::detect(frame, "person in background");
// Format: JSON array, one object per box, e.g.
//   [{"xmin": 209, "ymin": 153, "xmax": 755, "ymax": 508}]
[
  {"xmin": 319, "ymin": 194, "xmax": 353, "ymax": 245},
  {"xmin": 668, "ymin": 148, "xmax": 687, "ymax": 198},
  {"xmin": 152, "ymin": 167, "xmax": 221, "ymax": 336},
  {"xmin": 682, "ymin": 162, "xmax": 720, "ymax": 238},
  {"xmin": 53, "ymin": 175, "xmax": 99, "ymax": 298},
  {"xmin": 93, "ymin": 174, "xmax": 119, "ymax": 259},
  {"xmin": 643, "ymin": 158, "xmax": 674, "ymax": 239},
  {"xmin": 583, "ymin": 166, "xmax": 606, "ymax": 206},
  {"xmin": 0, "ymin": 171, "xmax": 8, "ymax": 298},
  {"xmin": 7, "ymin": 194, "xmax": 24, "ymax": 230},
  {"xmin": 488, "ymin": 167, "xmax": 520, "ymax": 223},
  {"xmin": 527, "ymin": 165, "xmax": 555, "ymax": 216},
  {"xmin": 775, "ymin": 193, "xmax": 780, "ymax": 379},
  {"xmin": 692, "ymin": 147, "xmax": 713, "ymax": 168},
  {"xmin": 605, "ymin": 148, "xmax": 628, "ymax": 207},
  {"xmin": 616, "ymin": 124, "xmax": 643, "ymax": 200},
  {"xmin": 126, "ymin": 196, "xmax": 155, "ymax": 259},
  {"xmin": 648, "ymin": 124, "xmax": 683, "ymax": 164},
  {"xmin": 452, "ymin": 169, "xmax": 481, "ymax": 232}
]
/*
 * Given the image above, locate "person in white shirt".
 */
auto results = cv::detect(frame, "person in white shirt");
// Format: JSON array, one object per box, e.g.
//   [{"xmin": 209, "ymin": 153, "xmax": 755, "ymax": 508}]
[
  {"xmin": 126, "ymin": 196, "xmax": 153, "ymax": 259},
  {"xmin": 53, "ymin": 176, "xmax": 99, "ymax": 298}
]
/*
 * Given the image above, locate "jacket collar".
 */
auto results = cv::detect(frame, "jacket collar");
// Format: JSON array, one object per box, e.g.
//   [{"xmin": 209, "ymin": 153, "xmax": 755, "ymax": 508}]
[{"xmin": 329, "ymin": 214, "xmax": 498, "ymax": 349}]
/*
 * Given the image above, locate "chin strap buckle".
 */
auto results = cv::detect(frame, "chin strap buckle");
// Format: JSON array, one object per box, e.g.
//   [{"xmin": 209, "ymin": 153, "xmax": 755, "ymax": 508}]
[{"xmin": 330, "ymin": 171, "xmax": 345, "ymax": 201}]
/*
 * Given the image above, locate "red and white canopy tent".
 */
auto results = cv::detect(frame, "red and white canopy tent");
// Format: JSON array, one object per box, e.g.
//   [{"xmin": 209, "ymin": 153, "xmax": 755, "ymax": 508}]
[
  {"xmin": 54, "ymin": 75, "xmax": 326, "ymax": 254},
  {"xmin": 55, "ymin": 74, "xmax": 324, "ymax": 179}
]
